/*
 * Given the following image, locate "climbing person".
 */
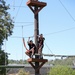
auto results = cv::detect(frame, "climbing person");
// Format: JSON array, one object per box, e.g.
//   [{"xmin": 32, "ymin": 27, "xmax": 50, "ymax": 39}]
[
  {"xmin": 38, "ymin": 34, "xmax": 45, "ymax": 59},
  {"xmin": 23, "ymin": 37, "xmax": 36, "ymax": 58}
]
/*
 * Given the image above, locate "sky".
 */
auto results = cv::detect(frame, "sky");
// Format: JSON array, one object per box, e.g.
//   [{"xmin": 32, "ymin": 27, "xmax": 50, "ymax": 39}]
[{"xmin": 2, "ymin": 0, "xmax": 75, "ymax": 60}]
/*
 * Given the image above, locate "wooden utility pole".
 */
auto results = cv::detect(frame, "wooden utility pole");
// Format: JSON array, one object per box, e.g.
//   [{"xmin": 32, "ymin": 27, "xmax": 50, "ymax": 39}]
[
  {"xmin": 26, "ymin": 0, "xmax": 47, "ymax": 75},
  {"xmin": 34, "ymin": 5, "xmax": 39, "ymax": 75}
]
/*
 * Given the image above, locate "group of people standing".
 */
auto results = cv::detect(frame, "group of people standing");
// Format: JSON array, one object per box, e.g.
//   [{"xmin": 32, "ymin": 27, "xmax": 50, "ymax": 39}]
[{"xmin": 25, "ymin": 34, "xmax": 45, "ymax": 59}]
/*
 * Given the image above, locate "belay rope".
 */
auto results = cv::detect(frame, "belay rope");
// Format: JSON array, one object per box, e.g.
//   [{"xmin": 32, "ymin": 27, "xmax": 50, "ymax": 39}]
[{"xmin": 22, "ymin": 37, "xmax": 28, "ymax": 50}]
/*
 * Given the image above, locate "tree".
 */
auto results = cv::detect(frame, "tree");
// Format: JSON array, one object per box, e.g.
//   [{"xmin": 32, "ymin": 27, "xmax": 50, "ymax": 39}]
[
  {"xmin": 0, "ymin": 0, "xmax": 14, "ymax": 75},
  {"xmin": 0, "ymin": 0, "xmax": 14, "ymax": 45},
  {"xmin": 49, "ymin": 65, "xmax": 75, "ymax": 75},
  {"xmin": 0, "ymin": 50, "xmax": 8, "ymax": 75}
]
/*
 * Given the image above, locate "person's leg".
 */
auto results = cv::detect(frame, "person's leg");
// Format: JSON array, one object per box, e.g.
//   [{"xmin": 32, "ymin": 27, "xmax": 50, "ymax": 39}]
[
  {"xmin": 25, "ymin": 51, "xmax": 29, "ymax": 56},
  {"xmin": 38, "ymin": 45, "xmax": 43, "ymax": 59},
  {"xmin": 38, "ymin": 45, "xmax": 42, "ymax": 54},
  {"xmin": 31, "ymin": 47, "xmax": 34, "ymax": 55},
  {"xmin": 30, "ymin": 47, "xmax": 34, "ymax": 58},
  {"xmin": 25, "ymin": 50, "xmax": 31, "ymax": 57}
]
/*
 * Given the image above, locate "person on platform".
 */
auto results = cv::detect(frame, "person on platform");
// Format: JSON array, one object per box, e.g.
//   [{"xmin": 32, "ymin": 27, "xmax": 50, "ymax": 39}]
[
  {"xmin": 38, "ymin": 34, "xmax": 45, "ymax": 59},
  {"xmin": 25, "ymin": 37, "xmax": 36, "ymax": 58}
]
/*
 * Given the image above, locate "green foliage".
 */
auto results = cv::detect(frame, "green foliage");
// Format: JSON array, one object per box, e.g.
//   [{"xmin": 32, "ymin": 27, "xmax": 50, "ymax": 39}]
[
  {"xmin": 8, "ymin": 59, "xmax": 28, "ymax": 64},
  {"xmin": 18, "ymin": 69, "xmax": 30, "ymax": 75},
  {"xmin": 0, "ymin": 50, "xmax": 8, "ymax": 65},
  {"xmin": 48, "ymin": 57, "xmax": 75, "ymax": 66},
  {"xmin": 0, "ymin": 50, "xmax": 8, "ymax": 75},
  {"xmin": 0, "ymin": 0, "xmax": 14, "ymax": 45},
  {"xmin": 49, "ymin": 65, "xmax": 75, "ymax": 75},
  {"xmin": 0, "ymin": 0, "xmax": 14, "ymax": 75}
]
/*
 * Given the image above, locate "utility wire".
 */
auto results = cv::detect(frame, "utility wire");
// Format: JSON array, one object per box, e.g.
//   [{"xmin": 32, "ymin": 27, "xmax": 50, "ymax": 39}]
[
  {"xmin": 10, "ymin": 35, "xmax": 37, "ymax": 39},
  {"xmin": 10, "ymin": 5, "xmax": 27, "ymax": 8},
  {"xmin": 45, "ymin": 26, "xmax": 75, "ymax": 36},
  {"xmin": 14, "ymin": 22, "xmax": 33, "ymax": 23},
  {"xmin": 14, "ymin": 24, "xmax": 33, "ymax": 27},
  {"xmin": 58, "ymin": 0, "xmax": 75, "ymax": 22},
  {"xmin": 9, "ymin": 26, "xmax": 75, "ymax": 39},
  {"xmin": 14, "ymin": 0, "xmax": 23, "ymax": 21}
]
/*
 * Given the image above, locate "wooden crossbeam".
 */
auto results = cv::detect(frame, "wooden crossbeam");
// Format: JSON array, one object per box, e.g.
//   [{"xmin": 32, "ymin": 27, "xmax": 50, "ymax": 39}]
[
  {"xmin": 26, "ymin": 1, "xmax": 47, "ymax": 7},
  {"xmin": 27, "ymin": 58, "xmax": 48, "ymax": 72},
  {"xmin": 29, "ymin": 62, "xmax": 35, "ymax": 69},
  {"xmin": 35, "ymin": 62, "xmax": 45, "ymax": 72},
  {"xmin": 27, "ymin": 58, "xmax": 48, "ymax": 62},
  {"xmin": 26, "ymin": 0, "xmax": 47, "ymax": 15}
]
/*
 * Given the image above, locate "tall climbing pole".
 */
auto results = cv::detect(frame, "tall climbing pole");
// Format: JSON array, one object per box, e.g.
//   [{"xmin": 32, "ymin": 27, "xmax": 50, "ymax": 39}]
[{"xmin": 26, "ymin": 0, "xmax": 47, "ymax": 75}]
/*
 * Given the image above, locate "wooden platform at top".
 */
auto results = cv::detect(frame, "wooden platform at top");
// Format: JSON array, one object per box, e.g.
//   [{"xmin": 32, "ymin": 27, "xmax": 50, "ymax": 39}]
[
  {"xmin": 27, "ymin": 58, "xmax": 48, "ymax": 62},
  {"xmin": 26, "ymin": 1, "xmax": 47, "ymax": 7}
]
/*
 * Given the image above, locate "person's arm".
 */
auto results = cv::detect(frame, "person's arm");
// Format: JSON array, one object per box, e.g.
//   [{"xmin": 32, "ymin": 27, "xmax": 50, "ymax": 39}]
[
  {"xmin": 43, "ymin": 37, "xmax": 45, "ymax": 41},
  {"xmin": 38, "ymin": 37, "xmax": 40, "ymax": 43},
  {"xmin": 23, "ymin": 38, "xmax": 28, "ymax": 50},
  {"xmin": 27, "ymin": 37, "xmax": 30, "ymax": 44}
]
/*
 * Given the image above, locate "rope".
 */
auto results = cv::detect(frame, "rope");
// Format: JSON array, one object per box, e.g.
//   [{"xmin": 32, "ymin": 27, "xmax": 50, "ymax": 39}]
[
  {"xmin": 58, "ymin": 0, "xmax": 75, "ymax": 22},
  {"xmin": 22, "ymin": 26, "xmax": 24, "ymax": 64},
  {"xmin": 44, "ymin": 42, "xmax": 54, "ymax": 54}
]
